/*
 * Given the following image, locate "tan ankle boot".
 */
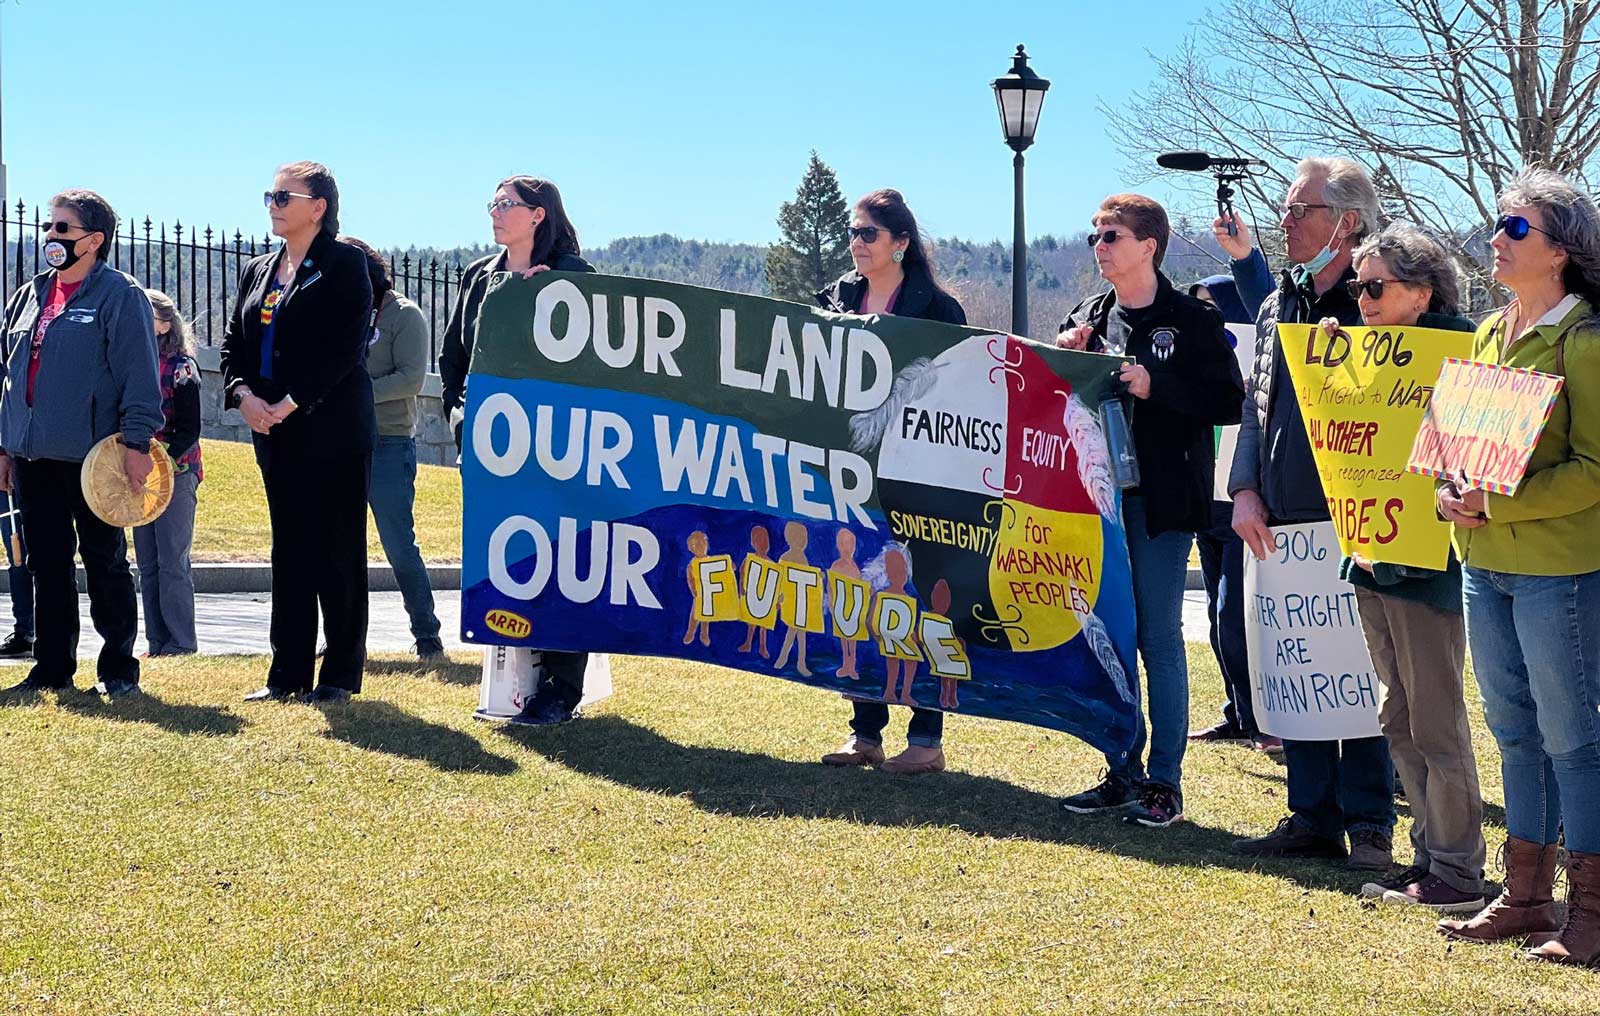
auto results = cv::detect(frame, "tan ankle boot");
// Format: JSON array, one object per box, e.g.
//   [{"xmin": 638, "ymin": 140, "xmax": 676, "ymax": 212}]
[
  {"xmin": 1438, "ymin": 836, "xmax": 1560, "ymax": 944},
  {"xmin": 1527, "ymin": 851, "xmax": 1600, "ymax": 967},
  {"xmin": 879, "ymin": 745, "xmax": 946, "ymax": 775},
  {"xmin": 821, "ymin": 736, "xmax": 885, "ymax": 767}
]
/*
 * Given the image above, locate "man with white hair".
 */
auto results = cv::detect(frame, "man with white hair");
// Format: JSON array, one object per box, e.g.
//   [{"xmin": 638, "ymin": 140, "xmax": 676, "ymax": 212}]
[{"xmin": 1223, "ymin": 157, "xmax": 1399, "ymax": 871}]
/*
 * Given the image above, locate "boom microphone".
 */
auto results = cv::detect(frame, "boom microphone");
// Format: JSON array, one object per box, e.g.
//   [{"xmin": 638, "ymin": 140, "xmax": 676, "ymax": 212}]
[
  {"xmin": 1156, "ymin": 150, "xmax": 1216, "ymax": 172},
  {"xmin": 1156, "ymin": 150, "xmax": 1268, "ymax": 172}
]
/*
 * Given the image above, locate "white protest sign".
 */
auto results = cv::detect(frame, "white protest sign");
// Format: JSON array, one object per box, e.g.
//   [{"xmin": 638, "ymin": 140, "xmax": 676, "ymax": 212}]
[
  {"xmin": 1214, "ymin": 324, "xmax": 1257, "ymax": 500},
  {"xmin": 1244, "ymin": 522, "xmax": 1381, "ymax": 740}
]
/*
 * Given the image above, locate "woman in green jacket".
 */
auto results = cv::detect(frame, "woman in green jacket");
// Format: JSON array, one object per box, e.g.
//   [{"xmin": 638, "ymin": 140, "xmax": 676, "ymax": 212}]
[{"xmin": 1435, "ymin": 168, "xmax": 1600, "ymax": 969}]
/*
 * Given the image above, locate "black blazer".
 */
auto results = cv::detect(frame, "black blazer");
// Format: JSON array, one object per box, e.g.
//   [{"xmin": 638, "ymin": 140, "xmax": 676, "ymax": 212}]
[{"xmin": 219, "ymin": 230, "xmax": 376, "ymax": 458}]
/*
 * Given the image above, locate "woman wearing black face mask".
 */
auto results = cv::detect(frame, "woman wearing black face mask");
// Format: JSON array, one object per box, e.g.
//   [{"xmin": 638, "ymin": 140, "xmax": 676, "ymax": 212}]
[{"xmin": 0, "ymin": 189, "xmax": 163, "ymax": 698}]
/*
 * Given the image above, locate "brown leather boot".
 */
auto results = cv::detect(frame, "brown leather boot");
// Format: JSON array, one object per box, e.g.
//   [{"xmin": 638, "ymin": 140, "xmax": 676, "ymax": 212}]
[
  {"xmin": 1438, "ymin": 836, "xmax": 1560, "ymax": 944},
  {"xmin": 1527, "ymin": 851, "xmax": 1600, "ymax": 967}
]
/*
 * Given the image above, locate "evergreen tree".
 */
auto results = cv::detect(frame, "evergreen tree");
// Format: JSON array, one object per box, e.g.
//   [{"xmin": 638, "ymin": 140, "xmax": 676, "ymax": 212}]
[{"xmin": 765, "ymin": 151, "xmax": 851, "ymax": 302}]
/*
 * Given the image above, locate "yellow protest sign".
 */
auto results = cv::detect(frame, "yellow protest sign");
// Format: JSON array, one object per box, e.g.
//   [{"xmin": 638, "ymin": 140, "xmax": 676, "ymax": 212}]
[{"xmin": 1280, "ymin": 322, "xmax": 1473, "ymax": 569}]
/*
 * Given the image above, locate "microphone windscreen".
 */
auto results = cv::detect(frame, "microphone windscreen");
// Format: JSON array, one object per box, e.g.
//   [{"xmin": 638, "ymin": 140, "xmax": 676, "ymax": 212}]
[{"xmin": 1155, "ymin": 151, "xmax": 1213, "ymax": 171}]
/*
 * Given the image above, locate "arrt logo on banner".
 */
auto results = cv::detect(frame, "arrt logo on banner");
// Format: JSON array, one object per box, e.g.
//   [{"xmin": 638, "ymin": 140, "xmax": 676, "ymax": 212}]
[{"xmin": 1245, "ymin": 522, "xmax": 1381, "ymax": 741}]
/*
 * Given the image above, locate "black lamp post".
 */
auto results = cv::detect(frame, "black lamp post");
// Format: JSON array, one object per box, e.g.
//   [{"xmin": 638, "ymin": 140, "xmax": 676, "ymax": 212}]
[{"xmin": 992, "ymin": 44, "xmax": 1050, "ymax": 336}]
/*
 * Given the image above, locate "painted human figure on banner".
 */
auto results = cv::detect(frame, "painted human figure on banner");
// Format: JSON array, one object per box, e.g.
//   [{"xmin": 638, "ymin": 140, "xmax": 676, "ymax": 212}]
[
  {"xmin": 829, "ymin": 528, "xmax": 863, "ymax": 679},
  {"xmin": 737, "ymin": 525, "xmax": 773, "ymax": 659}
]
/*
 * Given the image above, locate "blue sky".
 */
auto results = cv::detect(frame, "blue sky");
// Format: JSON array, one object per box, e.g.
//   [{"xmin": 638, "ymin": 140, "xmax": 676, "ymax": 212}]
[{"xmin": 3, "ymin": 0, "xmax": 1213, "ymax": 250}]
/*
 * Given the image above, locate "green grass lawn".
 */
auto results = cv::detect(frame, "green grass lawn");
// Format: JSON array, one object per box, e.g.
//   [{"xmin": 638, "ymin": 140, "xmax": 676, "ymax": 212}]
[
  {"xmin": 1, "ymin": 647, "xmax": 1591, "ymax": 1015},
  {"xmin": 191, "ymin": 439, "xmax": 463, "ymax": 564}
]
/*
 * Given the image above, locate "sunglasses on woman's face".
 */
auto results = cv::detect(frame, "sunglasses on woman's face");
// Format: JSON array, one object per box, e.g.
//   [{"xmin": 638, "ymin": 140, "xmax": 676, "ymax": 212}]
[
  {"xmin": 1346, "ymin": 278, "xmax": 1405, "ymax": 300},
  {"xmin": 40, "ymin": 220, "xmax": 90, "ymax": 235},
  {"xmin": 263, "ymin": 190, "xmax": 316, "ymax": 209},
  {"xmin": 1086, "ymin": 229, "xmax": 1136, "ymax": 247},
  {"xmin": 1495, "ymin": 214, "xmax": 1554, "ymax": 242},
  {"xmin": 848, "ymin": 226, "xmax": 891, "ymax": 243}
]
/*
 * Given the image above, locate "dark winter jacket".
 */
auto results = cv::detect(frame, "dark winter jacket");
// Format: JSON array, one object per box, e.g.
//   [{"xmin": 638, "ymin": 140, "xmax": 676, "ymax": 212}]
[
  {"xmin": 438, "ymin": 249, "xmax": 595, "ymax": 420},
  {"xmin": 1060, "ymin": 272, "xmax": 1245, "ymax": 537},
  {"xmin": 815, "ymin": 269, "xmax": 967, "ymax": 326},
  {"xmin": 1227, "ymin": 264, "xmax": 1361, "ymax": 522}
]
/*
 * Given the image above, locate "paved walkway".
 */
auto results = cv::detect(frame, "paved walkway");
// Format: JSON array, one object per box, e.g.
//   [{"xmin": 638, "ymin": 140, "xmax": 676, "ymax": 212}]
[{"xmin": 0, "ymin": 590, "xmax": 1215, "ymax": 662}]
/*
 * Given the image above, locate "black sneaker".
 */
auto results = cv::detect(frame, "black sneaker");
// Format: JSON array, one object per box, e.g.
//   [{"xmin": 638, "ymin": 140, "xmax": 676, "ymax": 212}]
[
  {"xmin": 1233, "ymin": 816, "xmax": 1348, "ymax": 859},
  {"xmin": 507, "ymin": 697, "xmax": 580, "ymax": 726},
  {"xmin": 305, "ymin": 686, "xmax": 353, "ymax": 705},
  {"xmin": 1360, "ymin": 863, "xmax": 1430, "ymax": 900},
  {"xmin": 414, "ymin": 638, "xmax": 447, "ymax": 661},
  {"xmin": 93, "ymin": 679, "xmax": 142, "ymax": 699},
  {"xmin": 0, "ymin": 632, "xmax": 34, "ymax": 659},
  {"xmin": 5, "ymin": 672, "xmax": 72, "ymax": 694},
  {"xmin": 1124, "ymin": 782, "xmax": 1184, "ymax": 828},
  {"xmin": 1061, "ymin": 771, "xmax": 1138, "ymax": 814}
]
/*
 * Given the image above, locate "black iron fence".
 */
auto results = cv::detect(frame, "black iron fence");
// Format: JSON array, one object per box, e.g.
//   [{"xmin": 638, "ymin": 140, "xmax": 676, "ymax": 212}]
[{"xmin": 2, "ymin": 200, "xmax": 469, "ymax": 372}]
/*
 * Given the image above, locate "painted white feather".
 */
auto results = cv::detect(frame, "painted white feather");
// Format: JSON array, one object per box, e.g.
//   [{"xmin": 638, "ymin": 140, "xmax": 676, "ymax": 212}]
[
  {"xmin": 1074, "ymin": 603, "xmax": 1135, "ymax": 704},
  {"xmin": 848, "ymin": 358, "xmax": 940, "ymax": 453},
  {"xmin": 861, "ymin": 541, "xmax": 913, "ymax": 592},
  {"xmin": 1061, "ymin": 392, "xmax": 1118, "ymax": 521}
]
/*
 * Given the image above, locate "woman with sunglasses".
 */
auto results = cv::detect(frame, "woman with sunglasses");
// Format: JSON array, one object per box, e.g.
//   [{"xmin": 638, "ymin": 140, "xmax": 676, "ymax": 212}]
[
  {"xmin": 220, "ymin": 162, "xmax": 374, "ymax": 704},
  {"xmin": 1434, "ymin": 168, "xmax": 1600, "ymax": 968},
  {"xmin": 1055, "ymin": 193, "xmax": 1244, "ymax": 828},
  {"xmin": 1305, "ymin": 224, "xmax": 1485, "ymax": 917},
  {"xmin": 439, "ymin": 177, "xmax": 597, "ymax": 725},
  {"xmin": 0, "ymin": 189, "xmax": 162, "ymax": 698},
  {"xmin": 816, "ymin": 188, "xmax": 964, "ymax": 776}
]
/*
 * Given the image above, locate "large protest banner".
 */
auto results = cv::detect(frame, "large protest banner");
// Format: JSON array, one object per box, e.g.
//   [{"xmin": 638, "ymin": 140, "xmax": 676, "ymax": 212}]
[
  {"xmin": 1280, "ymin": 322, "xmax": 1473, "ymax": 569},
  {"xmin": 1408, "ymin": 357, "xmax": 1564, "ymax": 495},
  {"xmin": 1245, "ymin": 523, "xmax": 1382, "ymax": 741},
  {"xmin": 459, "ymin": 272, "xmax": 1141, "ymax": 756}
]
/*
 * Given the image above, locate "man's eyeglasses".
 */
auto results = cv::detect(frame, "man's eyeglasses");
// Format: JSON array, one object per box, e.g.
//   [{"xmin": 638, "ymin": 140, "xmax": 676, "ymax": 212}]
[
  {"xmin": 1495, "ymin": 214, "xmax": 1554, "ymax": 242},
  {"xmin": 488, "ymin": 198, "xmax": 535, "ymax": 216},
  {"xmin": 1345, "ymin": 278, "xmax": 1407, "ymax": 300},
  {"xmin": 848, "ymin": 226, "xmax": 893, "ymax": 243},
  {"xmin": 1086, "ymin": 229, "xmax": 1137, "ymax": 247},
  {"xmin": 263, "ymin": 190, "xmax": 316, "ymax": 209},
  {"xmin": 1281, "ymin": 202, "xmax": 1333, "ymax": 220}
]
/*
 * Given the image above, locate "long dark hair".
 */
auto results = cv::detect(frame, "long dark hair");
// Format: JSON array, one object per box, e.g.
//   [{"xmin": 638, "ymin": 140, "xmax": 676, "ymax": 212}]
[
  {"xmin": 856, "ymin": 188, "xmax": 951, "ymax": 299},
  {"xmin": 339, "ymin": 235, "xmax": 392, "ymax": 324},
  {"xmin": 279, "ymin": 161, "xmax": 341, "ymax": 237},
  {"xmin": 498, "ymin": 176, "xmax": 581, "ymax": 267}
]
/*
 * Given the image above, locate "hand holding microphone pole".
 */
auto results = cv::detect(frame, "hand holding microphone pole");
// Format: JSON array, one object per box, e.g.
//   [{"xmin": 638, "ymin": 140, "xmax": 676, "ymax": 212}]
[{"xmin": 1155, "ymin": 149, "xmax": 1266, "ymax": 241}]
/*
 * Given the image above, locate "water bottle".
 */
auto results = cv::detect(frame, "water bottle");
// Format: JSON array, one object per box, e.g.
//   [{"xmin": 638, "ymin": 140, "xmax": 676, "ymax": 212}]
[{"xmin": 1100, "ymin": 390, "xmax": 1141, "ymax": 489}]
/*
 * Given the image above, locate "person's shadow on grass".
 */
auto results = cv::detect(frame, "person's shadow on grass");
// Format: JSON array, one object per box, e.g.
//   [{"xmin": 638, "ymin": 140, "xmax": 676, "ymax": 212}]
[
  {"xmin": 363, "ymin": 655, "xmax": 480, "ymax": 687},
  {"xmin": 502, "ymin": 714, "xmax": 1383, "ymax": 895},
  {"xmin": 58, "ymin": 688, "xmax": 246, "ymax": 737},
  {"xmin": 321, "ymin": 700, "xmax": 518, "ymax": 775}
]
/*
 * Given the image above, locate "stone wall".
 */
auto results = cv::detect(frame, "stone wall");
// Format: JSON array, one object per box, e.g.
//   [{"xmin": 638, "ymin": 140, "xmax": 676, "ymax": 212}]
[{"xmin": 193, "ymin": 347, "xmax": 459, "ymax": 466}]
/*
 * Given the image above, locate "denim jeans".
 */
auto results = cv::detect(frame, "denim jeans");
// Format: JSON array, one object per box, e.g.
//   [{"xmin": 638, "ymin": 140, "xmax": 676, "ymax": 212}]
[
  {"xmin": 1196, "ymin": 500, "xmax": 1253, "ymax": 734},
  {"xmin": 0, "ymin": 486, "xmax": 33, "ymax": 639},
  {"xmin": 850, "ymin": 701, "xmax": 944, "ymax": 748},
  {"xmin": 1463, "ymin": 565, "xmax": 1600, "ymax": 852},
  {"xmin": 368, "ymin": 435, "xmax": 441, "ymax": 643},
  {"xmin": 1283, "ymin": 735, "xmax": 1396, "ymax": 838},
  {"xmin": 1107, "ymin": 495, "xmax": 1194, "ymax": 793},
  {"xmin": 132, "ymin": 470, "xmax": 199, "ymax": 654}
]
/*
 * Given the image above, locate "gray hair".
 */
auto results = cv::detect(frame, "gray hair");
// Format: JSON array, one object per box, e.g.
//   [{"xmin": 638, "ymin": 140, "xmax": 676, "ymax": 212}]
[
  {"xmin": 1498, "ymin": 166, "xmax": 1600, "ymax": 306},
  {"xmin": 1350, "ymin": 222, "xmax": 1461, "ymax": 315},
  {"xmin": 1296, "ymin": 157, "xmax": 1383, "ymax": 244}
]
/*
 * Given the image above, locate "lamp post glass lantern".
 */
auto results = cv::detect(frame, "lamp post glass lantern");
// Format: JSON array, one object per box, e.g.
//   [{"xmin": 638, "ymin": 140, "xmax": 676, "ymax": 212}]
[{"xmin": 993, "ymin": 44, "xmax": 1049, "ymax": 336}]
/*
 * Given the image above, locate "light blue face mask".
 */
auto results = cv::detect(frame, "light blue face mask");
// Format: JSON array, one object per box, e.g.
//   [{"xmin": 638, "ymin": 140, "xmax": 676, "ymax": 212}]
[{"xmin": 1293, "ymin": 224, "xmax": 1347, "ymax": 285}]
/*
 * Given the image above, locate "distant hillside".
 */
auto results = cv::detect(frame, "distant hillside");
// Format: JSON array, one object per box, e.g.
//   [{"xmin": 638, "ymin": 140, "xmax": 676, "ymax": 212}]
[{"xmin": 391, "ymin": 227, "xmax": 1241, "ymax": 338}]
